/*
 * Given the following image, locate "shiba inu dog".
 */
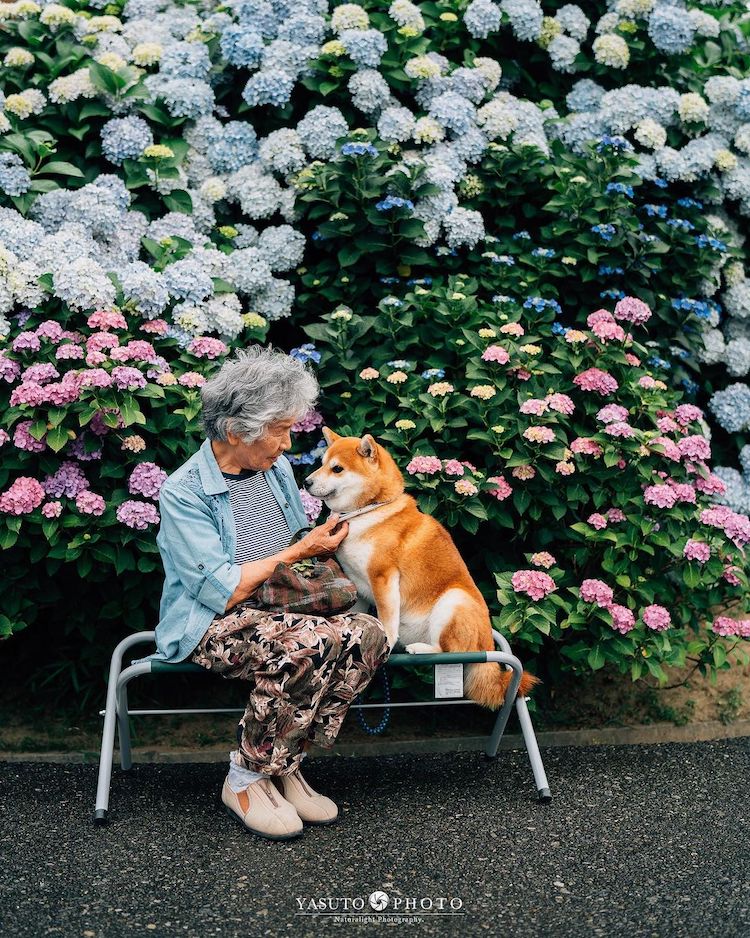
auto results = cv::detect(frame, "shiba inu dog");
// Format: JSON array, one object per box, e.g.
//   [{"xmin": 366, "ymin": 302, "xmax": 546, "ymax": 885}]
[{"xmin": 303, "ymin": 428, "xmax": 540, "ymax": 710}]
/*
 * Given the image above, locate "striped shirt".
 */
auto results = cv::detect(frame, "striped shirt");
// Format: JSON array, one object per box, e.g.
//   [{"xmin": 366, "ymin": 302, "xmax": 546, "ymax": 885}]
[{"xmin": 221, "ymin": 468, "xmax": 293, "ymax": 564}]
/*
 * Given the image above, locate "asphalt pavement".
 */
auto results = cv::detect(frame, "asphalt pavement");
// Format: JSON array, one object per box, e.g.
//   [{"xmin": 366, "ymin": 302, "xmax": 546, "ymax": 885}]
[{"xmin": 1, "ymin": 738, "xmax": 748, "ymax": 938}]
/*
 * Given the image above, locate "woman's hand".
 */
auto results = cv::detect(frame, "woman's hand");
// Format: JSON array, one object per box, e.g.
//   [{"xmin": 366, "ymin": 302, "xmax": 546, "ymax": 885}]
[{"xmin": 295, "ymin": 513, "xmax": 349, "ymax": 559}]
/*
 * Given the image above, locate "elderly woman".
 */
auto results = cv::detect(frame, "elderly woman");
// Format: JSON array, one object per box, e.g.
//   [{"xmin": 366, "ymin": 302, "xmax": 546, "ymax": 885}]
[{"xmin": 135, "ymin": 345, "xmax": 391, "ymax": 841}]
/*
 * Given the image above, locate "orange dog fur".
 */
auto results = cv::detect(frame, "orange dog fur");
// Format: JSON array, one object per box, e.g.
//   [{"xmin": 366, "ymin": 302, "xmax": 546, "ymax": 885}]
[{"xmin": 303, "ymin": 428, "xmax": 540, "ymax": 710}]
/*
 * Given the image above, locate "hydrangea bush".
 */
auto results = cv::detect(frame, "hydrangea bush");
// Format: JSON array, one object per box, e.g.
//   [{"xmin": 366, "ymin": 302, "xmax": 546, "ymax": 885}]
[
  {"xmin": 303, "ymin": 277, "xmax": 750, "ymax": 683},
  {"xmin": 1, "ymin": 0, "xmax": 750, "ymax": 699}
]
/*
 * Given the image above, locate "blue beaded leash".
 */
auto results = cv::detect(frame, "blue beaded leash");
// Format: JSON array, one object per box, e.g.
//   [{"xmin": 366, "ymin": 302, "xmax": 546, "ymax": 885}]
[{"xmin": 354, "ymin": 667, "xmax": 391, "ymax": 734}]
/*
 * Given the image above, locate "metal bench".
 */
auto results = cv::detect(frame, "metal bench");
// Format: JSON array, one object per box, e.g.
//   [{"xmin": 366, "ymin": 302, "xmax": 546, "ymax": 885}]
[{"xmin": 93, "ymin": 629, "xmax": 552, "ymax": 824}]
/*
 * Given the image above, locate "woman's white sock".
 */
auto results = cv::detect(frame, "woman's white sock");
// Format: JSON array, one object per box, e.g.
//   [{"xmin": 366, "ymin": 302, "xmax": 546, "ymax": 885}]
[
  {"xmin": 226, "ymin": 748, "xmax": 309, "ymax": 792},
  {"xmin": 227, "ymin": 750, "xmax": 265, "ymax": 792}
]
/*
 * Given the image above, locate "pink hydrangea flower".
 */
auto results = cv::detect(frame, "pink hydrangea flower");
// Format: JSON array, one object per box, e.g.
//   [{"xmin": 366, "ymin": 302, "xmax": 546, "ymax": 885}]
[
  {"xmin": 482, "ymin": 345, "xmax": 510, "ymax": 364},
  {"xmin": 299, "ymin": 488, "xmax": 323, "ymax": 524},
  {"xmin": 486, "ymin": 475, "xmax": 512, "ymax": 500},
  {"xmin": 128, "ymin": 462, "xmax": 168, "ymax": 499},
  {"xmin": 673, "ymin": 404, "xmax": 704, "ymax": 426},
  {"xmin": 523, "ymin": 426, "xmax": 555, "ymax": 444},
  {"xmin": 12, "ymin": 331, "xmax": 40, "ymax": 353},
  {"xmin": 587, "ymin": 309, "xmax": 616, "ymax": 328},
  {"xmin": 87, "ymin": 309, "xmax": 128, "ymax": 331},
  {"xmin": 454, "ymin": 479, "xmax": 478, "ymax": 496},
  {"xmin": 514, "ymin": 368, "xmax": 532, "ymax": 381},
  {"xmin": 607, "ymin": 508, "xmax": 626, "ymax": 522},
  {"xmin": 443, "ymin": 459, "xmax": 465, "ymax": 476},
  {"xmin": 406, "ymin": 455, "xmax": 442, "ymax": 475},
  {"xmin": 110, "ymin": 340, "xmax": 158, "ymax": 363},
  {"xmin": 592, "ymin": 319, "xmax": 626, "ymax": 342},
  {"xmin": 683, "ymin": 540, "xmax": 710, "ymax": 563},
  {"xmin": 530, "ymin": 551, "xmax": 556, "ymax": 568},
  {"xmin": 55, "ymin": 343, "xmax": 85, "ymax": 360},
  {"xmin": 86, "ymin": 351, "xmax": 108, "ymax": 367},
  {"xmin": 677, "ymin": 435, "xmax": 711, "ymax": 461},
  {"xmin": 111, "ymin": 366, "xmax": 147, "ymax": 390},
  {"xmin": 608, "ymin": 603, "xmax": 635, "ymax": 634},
  {"xmin": 669, "ymin": 482, "xmax": 696, "ymax": 504},
  {"xmin": 13, "ymin": 419, "xmax": 46, "ymax": 452},
  {"xmin": 87, "ymin": 332, "xmax": 119, "ymax": 353},
  {"xmin": 500, "ymin": 322, "xmax": 524, "ymax": 336},
  {"xmin": 597, "ymin": 404, "xmax": 629, "ymax": 424},
  {"xmin": 0, "ymin": 429, "xmax": 8, "ymax": 446},
  {"xmin": 43, "ymin": 461, "xmax": 90, "ymax": 498},
  {"xmin": 639, "ymin": 375, "xmax": 658, "ymax": 389},
  {"xmin": 116, "ymin": 499, "xmax": 160, "ymax": 529},
  {"xmin": 624, "ymin": 352, "xmax": 641, "ymax": 366},
  {"xmin": 649, "ymin": 436, "xmax": 682, "ymax": 461},
  {"xmin": 188, "ymin": 337, "xmax": 228, "ymax": 359},
  {"xmin": 603, "ymin": 421, "xmax": 635, "ymax": 438},
  {"xmin": 0, "ymin": 477, "xmax": 45, "ymax": 514},
  {"xmin": 545, "ymin": 393, "xmax": 574, "ymax": 415},
  {"xmin": 291, "ymin": 409, "xmax": 324, "ymax": 433},
  {"xmin": 694, "ymin": 473, "xmax": 727, "ymax": 497},
  {"xmin": 511, "ymin": 465, "xmax": 536, "ymax": 480},
  {"xmin": 41, "ymin": 501, "xmax": 63, "ymax": 519},
  {"xmin": 35, "ymin": 321, "xmax": 64, "ymax": 342},
  {"xmin": 587, "ymin": 513, "xmax": 608, "ymax": 529},
  {"xmin": 76, "ymin": 490, "xmax": 106, "ymax": 516},
  {"xmin": 79, "ymin": 368, "xmax": 114, "ymax": 390},
  {"xmin": 712, "ymin": 616, "xmax": 738, "ymax": 637},
  {"xmin": 580, "ymin": 578, "xmax": 614, "ymax": 607},
  {"xmin": 0, "ymin": 352, "xmax": 21, "ymax": 384},
  {"xmin": 573, "ymin": 367, "xmax": 619, "ymax": 395},
  {"xmin": 511, "ymin": 569, "xmax": 557, "ymax": 601},
  {"xmin": 10, "ymin": 382, "xmax": 47, "ymax": 407},
  {"xmin": 656, "ymin": 415, "xmax": 679, "ymax": 434},
  {"xmin": 140, "ymin": 319, "xmax": 169, "ymax": 335},
  {"xmin": 178, "ymin": 372, "xmax": 207, "ymax": 387},
  {"xmin": 643, "ymin": 484, "xmax": 677, "ymax": 508},
  {"xmin": 519, "ymin": 398, "xmax": 548, "ymax": 416},
  {"xmin": 20, "ymin": 363, "xmax": 59, "ymax": 385},
  {"xmin": 613, "ymin": 296, "xmax": 652, "ymax": 325},
  {"xmin": 45, "ymin": 378, "xmax": 82, "ymax": 406},
  {"xmin": 570, "ymin": 437, "xmax": 604, "ymax": 457},
  {"xmin": 642, "ymin": 604, "xmax": 671, "ymax": 631}
]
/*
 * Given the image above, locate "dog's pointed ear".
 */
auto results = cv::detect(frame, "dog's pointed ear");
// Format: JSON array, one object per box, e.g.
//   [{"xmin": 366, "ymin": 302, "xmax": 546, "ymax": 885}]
[
  {"xmin": 356, "ymin": 433, "xmax": 378, "ymax": 460},
  {"xmin": 321, "ymin": 426, "xmax": 340, "ymax": 446}
]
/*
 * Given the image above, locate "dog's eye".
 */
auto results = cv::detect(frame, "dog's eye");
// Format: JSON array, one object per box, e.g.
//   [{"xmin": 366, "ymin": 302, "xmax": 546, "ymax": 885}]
[{"xmin": 331, "ymin": 465, "xmax": 344, "ymax": 473}]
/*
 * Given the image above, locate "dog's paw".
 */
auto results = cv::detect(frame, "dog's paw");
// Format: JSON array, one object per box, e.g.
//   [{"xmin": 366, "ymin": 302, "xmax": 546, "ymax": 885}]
[{"xmin": 404, "ymin": 642, "xmax": 440, "ymax": 655}]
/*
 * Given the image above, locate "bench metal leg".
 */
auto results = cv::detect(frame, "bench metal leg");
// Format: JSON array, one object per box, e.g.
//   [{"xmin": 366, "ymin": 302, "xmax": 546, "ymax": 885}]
[
  {"xmin": 93, "ymin": 631, "xmax": 155, "ymax": 826},
  {"xmin": 117, "ymin": 681, "xmax": 133, "ymax": 772},
  {"xmin": 488, "ymin": 629, "xmax": 552, "ymax": 803}
]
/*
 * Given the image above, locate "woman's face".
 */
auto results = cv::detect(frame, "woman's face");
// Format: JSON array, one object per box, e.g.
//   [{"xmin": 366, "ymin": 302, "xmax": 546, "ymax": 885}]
[{"xmin": 228, "ymin": 417, "xmax": 297, "ymax": 471}]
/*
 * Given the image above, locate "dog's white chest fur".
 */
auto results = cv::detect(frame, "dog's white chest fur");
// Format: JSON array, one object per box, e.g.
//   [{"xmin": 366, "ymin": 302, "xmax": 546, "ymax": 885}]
[{"xmin": 334, "ymin": 527, "xmax": 376, "ymax": 605}]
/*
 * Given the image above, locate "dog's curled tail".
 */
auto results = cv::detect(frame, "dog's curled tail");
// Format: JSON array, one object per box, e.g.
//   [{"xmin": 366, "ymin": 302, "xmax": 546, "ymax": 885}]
[{"xmin": 464, "ymin": 661, "xmax": 541, "ymax": 711}]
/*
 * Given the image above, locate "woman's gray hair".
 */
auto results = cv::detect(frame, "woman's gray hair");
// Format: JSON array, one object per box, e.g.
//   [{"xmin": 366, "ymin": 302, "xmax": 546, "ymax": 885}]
[{"xmin": 200, "ymin": 344, "xmax": 319, "ymax": 443}]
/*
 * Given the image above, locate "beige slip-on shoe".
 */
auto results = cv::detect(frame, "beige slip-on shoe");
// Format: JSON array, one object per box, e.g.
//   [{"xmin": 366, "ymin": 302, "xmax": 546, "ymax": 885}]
[
  {"xmin": 273, "ymin": 768, "xmax": 339, "ymax": 825},
  {"xmin": 221, "ymin": 776, "xmax": 304, "ymax": 840}
]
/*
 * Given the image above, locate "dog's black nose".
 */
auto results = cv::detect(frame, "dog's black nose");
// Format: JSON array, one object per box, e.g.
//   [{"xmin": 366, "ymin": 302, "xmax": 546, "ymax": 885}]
[{"xmin": 303, "ymin": 477, "xmax": 313, "ymax": 489}]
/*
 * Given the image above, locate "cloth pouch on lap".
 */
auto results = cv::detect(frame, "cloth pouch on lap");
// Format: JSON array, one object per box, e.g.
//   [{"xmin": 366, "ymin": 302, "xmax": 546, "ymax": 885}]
[{"xmin": 238, "ymin": 525, "xmax": 358, "ymax": 617}]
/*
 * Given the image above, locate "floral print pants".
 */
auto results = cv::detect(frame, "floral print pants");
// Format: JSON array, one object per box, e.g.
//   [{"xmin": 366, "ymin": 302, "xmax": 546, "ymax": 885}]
[{"xmin": 189, "ymin": 602, "xmax": 392, "ymax": 777}]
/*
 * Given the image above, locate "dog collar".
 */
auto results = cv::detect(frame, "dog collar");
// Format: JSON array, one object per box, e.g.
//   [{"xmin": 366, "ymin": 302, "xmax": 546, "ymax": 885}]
[{"xmin": 333, "ymin": 498, "xmax": 399, "ymax": 523}]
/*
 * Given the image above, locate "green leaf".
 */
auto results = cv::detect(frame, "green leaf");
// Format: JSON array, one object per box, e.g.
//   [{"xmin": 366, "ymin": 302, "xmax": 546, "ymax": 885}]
[
  {"xmin": 39, "ymin": 161, "xmax": 85, "ymax": 178},
  {"xmin": 162, "ymin": 189, "xmax": 193, "ymax": 213},
  {"xmin": 46, "ymin": 425, "xmax": 70, "ymax": 453},
  {"xmin": 587, "ymin": 645, "xmax": 605, "ymax": 670}
]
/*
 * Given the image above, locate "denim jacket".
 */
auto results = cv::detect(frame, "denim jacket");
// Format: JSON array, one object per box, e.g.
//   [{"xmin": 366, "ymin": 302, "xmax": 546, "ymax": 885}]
[{"xmin": 131, "ymin": 438, "xmax": 311, "ymax": 666}]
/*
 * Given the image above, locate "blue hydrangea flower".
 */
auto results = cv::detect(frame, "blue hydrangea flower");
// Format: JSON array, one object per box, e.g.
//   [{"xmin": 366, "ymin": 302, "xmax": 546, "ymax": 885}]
[
  {"xmin": 647, "ymin": 5, "xmax": 695, "ymax": 56},
  {"xmin": 100, "ymin": 116, "xmax": 154, "ymax": 166},
  {"xmin": 605, "ymin": 182, "xmax": 634, "ymax": 197},
  {"xmin": 242, "ymin": 69, "xmax": 296, "ymax": 108},
  {"xmin": 341, "ymin": 142, "xmax": 378, "ymax": 157},
  {"xmin": 0, "ymin": 152, "xmax": 31, "ymax": 196},
  {"xmin": 219, "ymin": 24, "xmax": 264, "ymax": 67},
  {"xmin": 375, "ymin": 195, "xmax": 415, "ymax": 211},
  {"xmin": 207, "ymin": 121, "xmax": 258, "ymax": 174},
  {"xmin": 421, "ymin": 367, "xmax": 446, "ymax": 379},
  {"xmin": 339, "ymin": 28, "xmax": 388, "ymax": 67},
  {"xmin": 523, "ymin": 296, "xmax": 562, "ymax": 314},
  {"xmin": 695, "ymin": 234, "xmax": 728, "ymax": 252},
  {"xmin": 643, "ymin": 204, "xmax": 668, "ymax": 218},
  {"xmin": 289, "ymin": 342, "xmax": 321, "ymax": 364},
  {"xmin": 591, "ymin": 223, "xmax": 616, "ymax": 241}
]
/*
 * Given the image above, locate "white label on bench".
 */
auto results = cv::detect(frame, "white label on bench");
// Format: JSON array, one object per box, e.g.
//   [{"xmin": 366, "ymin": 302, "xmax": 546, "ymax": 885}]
[{"xmin": 434, "ymin": 663, "xmax": 464, "ymax": 699}]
